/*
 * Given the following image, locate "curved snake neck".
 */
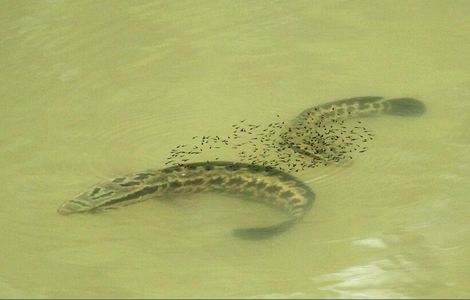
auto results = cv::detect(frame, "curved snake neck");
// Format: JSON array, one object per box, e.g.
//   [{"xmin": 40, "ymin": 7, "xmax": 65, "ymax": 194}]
[{"xmin": 58, "ymin": 96, "xmax": 425, "ymax": 240}]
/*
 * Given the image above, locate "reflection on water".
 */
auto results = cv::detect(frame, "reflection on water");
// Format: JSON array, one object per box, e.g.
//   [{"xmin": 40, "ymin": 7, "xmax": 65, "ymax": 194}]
[
  {"xmin": 1, "ymin": 0, "xmax": 470, "ymax": 298},
  {"xmin": 312, "ymin": 255, "xmax": 416, "ymax": 299}
]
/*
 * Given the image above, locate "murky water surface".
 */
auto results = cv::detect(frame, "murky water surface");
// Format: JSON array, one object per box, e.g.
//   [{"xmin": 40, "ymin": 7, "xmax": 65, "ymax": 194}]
[{"xmin": 1, "ymin": 1, "xmax": 469, "ymax": 298}]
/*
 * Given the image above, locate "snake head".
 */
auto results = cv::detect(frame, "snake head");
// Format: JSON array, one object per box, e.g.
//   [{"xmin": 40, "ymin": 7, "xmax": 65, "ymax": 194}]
[{"xmin": 57, "ymin": 182, "xmax": 119, "ymax": 215}]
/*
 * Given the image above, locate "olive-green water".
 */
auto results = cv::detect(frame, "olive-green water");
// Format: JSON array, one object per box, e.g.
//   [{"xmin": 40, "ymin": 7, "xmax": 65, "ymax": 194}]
[{"xmin": 1, "ymin": 1, "xmax": 469, "ymax": 298}]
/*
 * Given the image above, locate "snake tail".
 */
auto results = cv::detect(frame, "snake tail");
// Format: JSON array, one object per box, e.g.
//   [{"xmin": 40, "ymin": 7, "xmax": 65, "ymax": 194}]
[
  {"xmin": 382, "ymin": 97, "xmax": 426, "ymax": 116},
  {"xmin": 232, "ymin": 219, "xmax": 297, "ymax": 240}
]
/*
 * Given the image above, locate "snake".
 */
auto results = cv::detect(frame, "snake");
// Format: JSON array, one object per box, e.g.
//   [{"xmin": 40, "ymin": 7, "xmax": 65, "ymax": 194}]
[{"xmin": 58, "ymin": 96, "xmax": 425, "ymax": 240}]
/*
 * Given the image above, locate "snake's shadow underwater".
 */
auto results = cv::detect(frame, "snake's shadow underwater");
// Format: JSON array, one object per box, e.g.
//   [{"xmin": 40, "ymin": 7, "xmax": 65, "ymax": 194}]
[{"xmin": 58, "ymin": 96, "xmax": 426, "ymax": 240}]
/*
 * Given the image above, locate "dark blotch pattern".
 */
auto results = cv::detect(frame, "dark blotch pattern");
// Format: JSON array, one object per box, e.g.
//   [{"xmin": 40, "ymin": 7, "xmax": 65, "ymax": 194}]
[
  {"xmin": 170, "ymin": 181, "xmax": 182, "ymax": 188},
  {"xmin": 256, "ymin": 182, "xmax": 267, "ymax": 189},
  {"xmin": 280, "ymin": 191, "xmax": 294, "ymax": 199},
  {"xmin": 101, "ymin": 186, "xmax": 159, "ymax": 207},
  {"xmin": 184, "ymin": 178, "xmax": 204, "ymax": 186},
  {"xmin": 120, "ymin": 181, "xmax": 141, "ymax": 187},
  {"xmin": 92, "ymin": 191, "xmax": 114, "ymax": 200},
  {"xmin": 204, "ymin": 164, "xmax": 214, "ymax": 171},
  {"xmin": 289, "ymin": 197, "xmax": 301, "ymax": 204},
  {"xmin": 358, "ymin": 101, "xmax": 372, "ymax": 110},
  {"xmin": 227, "ymin": 177, "xmax": 244, "ymax": 185},
  {"xmin": 225, "ymin": 164, "xmax": 241, "ymax": 171},
  {"xmin": 133, "ymin": 173, "xmax": 155, "ymax": 180},
  {"xmin": 244, "ymin": 181, "xmax": 258, "ymax": 188},
  {"xmin": 208, "ymin": 177, "xmax": 225, "ymax": 185},
  {"xmin": 265, "ymin": 185, "xmax": 282, "ymax": 193}
]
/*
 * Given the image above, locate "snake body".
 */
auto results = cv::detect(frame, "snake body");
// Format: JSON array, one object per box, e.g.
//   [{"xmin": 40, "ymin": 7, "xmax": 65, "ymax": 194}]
[
  {"xmin": 58, "ymin": 96, "xmax": 425, "ymax": 240},
  {"xmin": 282, "ymin": 96, "xmax": 425, "ymax": 159},
  {"xmin": 58, "ymin": 161, "xmax": 314, "ymax": 240}
]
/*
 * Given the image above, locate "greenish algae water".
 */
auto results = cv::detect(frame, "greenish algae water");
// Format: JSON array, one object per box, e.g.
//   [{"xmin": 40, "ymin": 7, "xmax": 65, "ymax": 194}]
[{"xmin": 0, "ymin": 1, "xmax": 469, "ymax": 298}]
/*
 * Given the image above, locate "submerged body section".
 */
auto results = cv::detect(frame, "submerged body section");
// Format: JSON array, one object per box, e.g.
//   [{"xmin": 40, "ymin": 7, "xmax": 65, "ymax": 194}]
[{"xmin": 58, "ymin": 161, "xmax": 315, "ymax": 240}]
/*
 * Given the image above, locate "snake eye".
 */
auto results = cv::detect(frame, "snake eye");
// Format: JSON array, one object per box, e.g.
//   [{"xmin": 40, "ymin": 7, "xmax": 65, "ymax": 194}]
[
  {"xmin": 90, "ymin": 187, "xmax": 101, "ymax": 196},
  {"xmin": 88, "ymin": 186, "xmax": 114, "ymax": 200}
]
